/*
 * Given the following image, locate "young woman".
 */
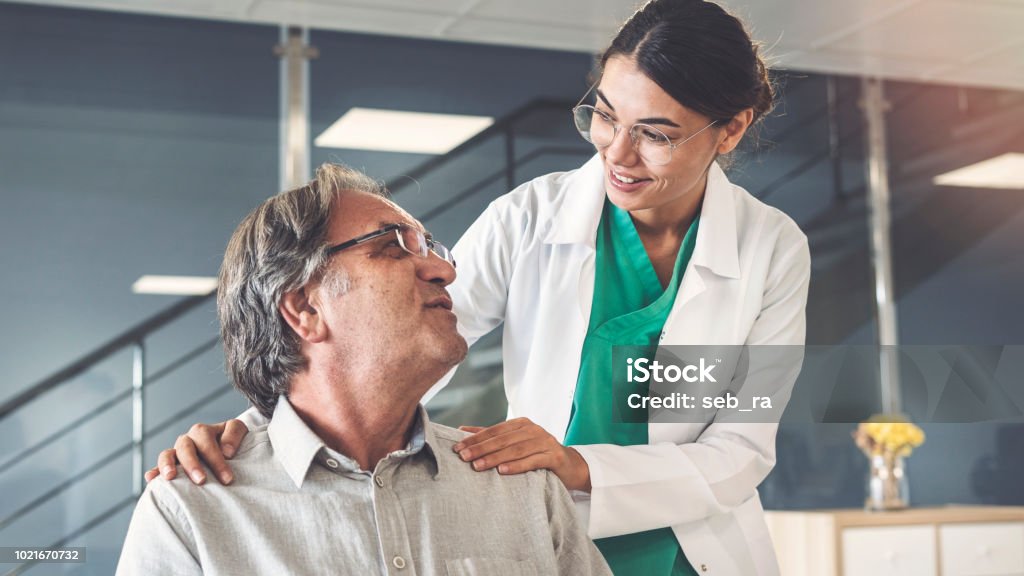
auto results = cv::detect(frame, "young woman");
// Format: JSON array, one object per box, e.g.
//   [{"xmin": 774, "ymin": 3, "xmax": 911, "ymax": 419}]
[{"xmin": 152, "ymin": 2, "xmax": 809, "ymax": 574}]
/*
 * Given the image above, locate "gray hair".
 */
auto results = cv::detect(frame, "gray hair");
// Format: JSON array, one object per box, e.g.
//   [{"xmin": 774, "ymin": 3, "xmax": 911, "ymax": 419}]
[{"xmin": 218, "ymin": 163, "xmax": 386, "ymax": 417}]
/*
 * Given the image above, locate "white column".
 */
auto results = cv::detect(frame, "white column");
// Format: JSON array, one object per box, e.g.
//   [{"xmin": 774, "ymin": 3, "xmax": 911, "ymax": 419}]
[
  {"xmin": 276, "ymin": 27, "xmax": 318, "ymax": 191},
  {"xmin": 131, "ymin": 342, "xmax": 145, "ymax": 496},
  {"xmin": 862, "ymin": 77, "xmax": 902, "ymax": 415}
]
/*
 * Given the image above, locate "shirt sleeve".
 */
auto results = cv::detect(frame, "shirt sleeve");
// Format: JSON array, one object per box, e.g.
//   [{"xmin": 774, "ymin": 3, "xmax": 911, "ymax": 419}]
[
  {"xmin": 573, "ymin": 232, "xmax": 811, "ymax": 538},
  {"xmin": 542, "ymin": 471, "xmax": 613, "ymax": 575},
  {"xmin": 116, "ymin": 483, "xmax": 202, "ymax": 575}
]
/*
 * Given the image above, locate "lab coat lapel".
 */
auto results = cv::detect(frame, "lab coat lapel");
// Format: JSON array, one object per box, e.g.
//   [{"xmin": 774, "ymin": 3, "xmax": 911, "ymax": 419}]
[
  {"xmin": 543, "ymin": 153, "xmax": 605, "ymax": 328},
  {"xmin": 690, "ymin": 163, "xmax": 741, "ymax": 279},
  {"xmin": 664, "ymin": 163, "xmax": 741, "ymax": 339},
  {"xmin": 652, "ymin": 164, "xmax": 742, "ymax": 444}
]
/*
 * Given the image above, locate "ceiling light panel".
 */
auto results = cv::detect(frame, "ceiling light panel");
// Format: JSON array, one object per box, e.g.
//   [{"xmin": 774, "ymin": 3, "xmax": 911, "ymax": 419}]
[
  {"xmin": 314, "ymin": 108, "xmax": 493, "ymax": 154},
  {"xmin": 132, "ymin": 275, "xmax": 218, "ymax": 295},
  {"xmin": 933, "ymin": 153, "xmax": 1024, "ymax": 189}
]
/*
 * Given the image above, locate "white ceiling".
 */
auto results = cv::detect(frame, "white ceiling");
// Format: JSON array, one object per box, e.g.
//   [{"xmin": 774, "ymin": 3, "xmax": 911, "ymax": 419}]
[{"xmin": 9, "ymin": 0, "xmax": 1024, "ymax": 92}]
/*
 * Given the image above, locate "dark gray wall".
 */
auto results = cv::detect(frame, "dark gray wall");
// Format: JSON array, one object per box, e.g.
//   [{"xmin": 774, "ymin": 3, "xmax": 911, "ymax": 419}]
[{"xmin": 0, "ymin": 3, "xmax": 280, "ymax": 392}]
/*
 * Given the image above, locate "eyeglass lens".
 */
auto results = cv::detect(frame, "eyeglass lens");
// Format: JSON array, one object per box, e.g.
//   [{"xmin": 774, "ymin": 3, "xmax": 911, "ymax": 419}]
[
  {"xmin": 573, "ymin": 106, "xmax": 673, "ymax": 165},
  {"xmin": 398, "ymin": 227, "xmax": 455, "ymax": 267}
]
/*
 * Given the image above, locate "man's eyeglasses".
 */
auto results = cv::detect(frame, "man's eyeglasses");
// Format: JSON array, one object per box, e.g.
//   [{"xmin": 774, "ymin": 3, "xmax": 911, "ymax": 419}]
[
  {"xmin": 326, "ymin": 224, "xmax": 456, "ymax": 268},
  {"xmin": 571, "ymin": 84, "xmax": 718, "ymax": 166}
]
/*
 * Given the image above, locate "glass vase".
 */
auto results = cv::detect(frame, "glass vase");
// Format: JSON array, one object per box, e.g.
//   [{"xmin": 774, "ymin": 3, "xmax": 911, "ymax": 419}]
[{"xmin": 865, "ymin": 452, "xmax": 909, "ymax": 511}]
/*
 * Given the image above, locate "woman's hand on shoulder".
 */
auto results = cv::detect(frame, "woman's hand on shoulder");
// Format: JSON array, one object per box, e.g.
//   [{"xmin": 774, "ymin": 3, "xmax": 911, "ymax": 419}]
[
  {"xmin": 453, "ymin": 417, "xmax": 591, "ymax": 492},
  {"xmin": 143, "ymin": 419, "xmax": 249, "ymax": 485}
]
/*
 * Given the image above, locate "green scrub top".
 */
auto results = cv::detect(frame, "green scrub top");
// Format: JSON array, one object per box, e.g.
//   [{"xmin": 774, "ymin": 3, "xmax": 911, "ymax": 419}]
[{"xmin": 564, "ymin": 200, "xmax": 700, "ymax": 576}]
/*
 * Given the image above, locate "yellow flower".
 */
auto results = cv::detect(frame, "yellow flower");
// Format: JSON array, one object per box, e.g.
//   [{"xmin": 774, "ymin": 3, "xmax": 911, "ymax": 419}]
[{"xmin": 857, "ymin": 415, "xmax": 925, "ymax": 457}]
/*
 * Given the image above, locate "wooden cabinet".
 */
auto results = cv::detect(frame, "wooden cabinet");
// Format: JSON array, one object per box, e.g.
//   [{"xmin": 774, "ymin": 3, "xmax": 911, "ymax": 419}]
[
  {"xmin": 764, "ymin": 506, "xmax": 1024, "ymax": 576},
  {"xmin": 939, "ymin": 522, "xmax": 1024, "ymax": 575}
]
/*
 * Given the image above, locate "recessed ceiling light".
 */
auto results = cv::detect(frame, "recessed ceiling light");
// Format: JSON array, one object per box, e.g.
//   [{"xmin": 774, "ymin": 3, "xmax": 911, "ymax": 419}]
[
  {"xmin": 934, "ymin": 153, "xmax": 1024, "ymax": 190},
  {"xmin": 132, "ymin": 275, "xmax": 218, "ymax": 295},
  {"xmin": 314, "ymin": 108, "xmax": 494, "ymax": 154}
]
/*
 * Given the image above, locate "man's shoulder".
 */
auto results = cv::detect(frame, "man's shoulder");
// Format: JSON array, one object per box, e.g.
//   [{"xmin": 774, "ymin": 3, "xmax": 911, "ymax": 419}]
[
  {"xmin": 425, "ymin": 421, "xmax": 470, "ymax": 446},
  {"xmin": 235, "ymin": 424, "xmax": 273, "ymax": 458},
  {"xmin": 150, "ymin": 427, "xmax": 275, "ymax": 505},
  {"xmin": 426, "ymin": 422, "xmax": 557, "ymax": 492}
]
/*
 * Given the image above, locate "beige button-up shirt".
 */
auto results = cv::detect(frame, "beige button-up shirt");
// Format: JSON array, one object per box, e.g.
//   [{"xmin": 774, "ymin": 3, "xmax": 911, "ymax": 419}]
[{"xmin": 117, "ymin": 397, "xmax": 610, "ymax": 576}]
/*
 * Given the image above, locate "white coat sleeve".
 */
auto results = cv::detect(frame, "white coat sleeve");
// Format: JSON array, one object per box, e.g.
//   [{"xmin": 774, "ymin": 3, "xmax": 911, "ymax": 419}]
[
  {"xmin": 423, "ymin": 201, "xmax": 517, "ymax": 403},
  {"xmin": 572, "ymin": 234, "xmax": 811, "ymax": 539}
]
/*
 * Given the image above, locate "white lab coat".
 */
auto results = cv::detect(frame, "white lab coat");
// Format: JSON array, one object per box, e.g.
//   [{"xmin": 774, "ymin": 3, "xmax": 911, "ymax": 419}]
[{"xmin": 431, "ymin": 154, "xmax": 810, "ymax": 576}]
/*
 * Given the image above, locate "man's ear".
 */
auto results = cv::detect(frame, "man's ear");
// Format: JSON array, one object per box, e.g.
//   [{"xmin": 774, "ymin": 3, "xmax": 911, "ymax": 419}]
[{"xmin": 279, "ymin": 286, "xmax": 328, "ymax": 343}]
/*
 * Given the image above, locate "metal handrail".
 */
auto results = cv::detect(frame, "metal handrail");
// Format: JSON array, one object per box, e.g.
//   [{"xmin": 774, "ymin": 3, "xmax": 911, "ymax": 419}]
[
  {"xmin": 3, "ymin": 496, "xmax": 137, "ymax": 576},
  {"xmin": 0, "ymin": 293, "xmax": 213, "ymax": 421},
  {"xmin": 0, "ymin": 336, "xmax": 221, "ymax": 476},
  {"xmin": 0, "ymin": 382, "xmax": 235, "ymax": 532},
  {"xmin": 419, "ymin": 145, "xmax": 593, "ymax": 223},
  {"xmin": 2, "ymin": 381, "xmax": 235, "ymax": 576},
  {"xmin": 0, "ymin": 389, "xmax": 131, "ymax": 475},
  {"xmin": 754, "ymin": 80, "xmax": 940, "ymax": 201},
  {"xmin": 384, "ymin": 98, "xmax": 574, "ymax": 195}
]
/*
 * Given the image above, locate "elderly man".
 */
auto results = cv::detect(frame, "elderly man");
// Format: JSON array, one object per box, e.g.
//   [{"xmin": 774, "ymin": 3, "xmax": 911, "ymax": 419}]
[{"xmin": 116, "ymin": 164, "xmax": 609, "ymax": 575}]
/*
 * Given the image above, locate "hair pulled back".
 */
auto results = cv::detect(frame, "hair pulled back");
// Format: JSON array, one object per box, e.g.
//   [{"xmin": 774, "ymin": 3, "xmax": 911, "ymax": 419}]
[{"xmin": 601, "ymin": 0, "xmax": 774, "ymax": 126}]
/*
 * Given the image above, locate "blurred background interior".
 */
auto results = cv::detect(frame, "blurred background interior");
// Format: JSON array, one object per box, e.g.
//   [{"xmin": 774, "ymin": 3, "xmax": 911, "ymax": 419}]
[{"xmin": 1, "ymin": 0, "xmax": 1022, "ymax": 574}]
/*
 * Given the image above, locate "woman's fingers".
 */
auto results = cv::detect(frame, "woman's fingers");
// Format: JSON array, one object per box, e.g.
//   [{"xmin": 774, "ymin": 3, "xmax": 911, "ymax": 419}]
[
  {"xmin": 185, "ymin": 422, "xmax": 235, "ymax": 485},
  {"xmin": 457, "ymin": 428, "xmax": 536, "ymax": 463},
  {"xmin": 493, "ymin": 453, "xmax": 552, "ymax": 476},
  {"xmin": 156, "ymin": 449, "xmax": 179, "ymax": 481},
  {"xmin": 219, "ymin": 419, "xmax": 249, "ymax": 459},
  {"xmin": 144, "ymin": 465, "xmax": 161, "ymax": 483},
  {"xmin": 468, "ymin": 436, "xmax": 551, "ymax": 471},
  {"xmin": 453, "ymin": 418, "xmax": 529, "ymax": 451},
  {"xmin": 452, "ymin": 417, "xmax": 592, "ymax": 491},
  {"xmin": 491, "ymin": 447, "xmax": 590, "ymax": 491},
  {"xmin": 174, "ymin": 435, "xmax": 207, "ymax": 485},
  {"xmin": 147, "ymin": 420, "xmax": 246, "ymax": 485}
]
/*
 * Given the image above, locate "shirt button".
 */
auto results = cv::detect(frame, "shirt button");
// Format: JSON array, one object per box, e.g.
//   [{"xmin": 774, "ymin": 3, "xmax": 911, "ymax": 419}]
[
  {"xmin": 392, "ymin": 556, "xmax": 406, "ymax": 569},
  {"xmin": 375, "ymin": 476, "xmax": 385, "ymax": 487},
  {"xmin": 700, "ymin": 564, "xmax": 708, "ymax": 572},
  {"xmin": 325, "ymin": 458, "xmax": 339, "ymax": 469}
]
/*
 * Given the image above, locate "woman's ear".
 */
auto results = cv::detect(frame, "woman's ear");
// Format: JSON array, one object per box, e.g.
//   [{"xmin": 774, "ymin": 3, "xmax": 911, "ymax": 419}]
[
  {"xmin": 279, "ymin": 286, "xmax": 328, "ymax": 344},
  {"xmin": 717, "ymin": 108, "xmax": 754, "ymax": 155}
]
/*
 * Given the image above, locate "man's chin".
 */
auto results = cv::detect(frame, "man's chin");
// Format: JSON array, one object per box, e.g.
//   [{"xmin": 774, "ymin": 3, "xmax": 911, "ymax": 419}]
[
  {"xmin": 444, "ymin": 334, "xmax": 470, "ymax": 367},
  {"xmin": 423, "ymin": 331, "xmax": 469, "ymax": 370}
]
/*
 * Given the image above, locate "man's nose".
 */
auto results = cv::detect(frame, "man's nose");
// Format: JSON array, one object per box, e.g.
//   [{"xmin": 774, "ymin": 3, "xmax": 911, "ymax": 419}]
[{"xmin": 418, "ymin": 252, "xmax": 456, "ymax": 286}]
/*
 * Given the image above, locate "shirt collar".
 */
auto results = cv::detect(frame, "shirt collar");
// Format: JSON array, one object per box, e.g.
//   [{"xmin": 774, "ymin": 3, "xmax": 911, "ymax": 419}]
[
  {"xmin": 268, "ymin": 397, "xmax": 444, "ymax": 488},
  {"xmin": 545, "ymin": 155, "xmax": 740, "ymax": 279},
  {"xmin": 419, "ymin": 410, "xmax": 451, "ymax": 481}
]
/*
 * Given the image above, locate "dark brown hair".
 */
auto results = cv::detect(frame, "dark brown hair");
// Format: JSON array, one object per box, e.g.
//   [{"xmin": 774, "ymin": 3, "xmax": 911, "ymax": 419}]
[{"xmin": 601, "ymin": 0, "xmax": 774, "ymax": 127}]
